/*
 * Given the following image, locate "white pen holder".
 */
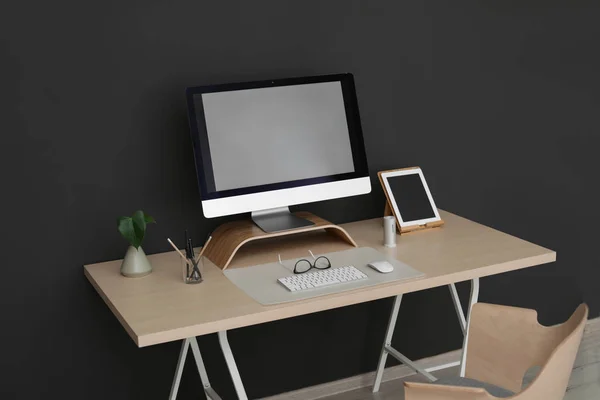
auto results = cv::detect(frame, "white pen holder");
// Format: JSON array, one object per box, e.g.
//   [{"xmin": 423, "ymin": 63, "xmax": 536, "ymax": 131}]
[{"xmin": 383, "ymin": 216, "xmax": 397, "ymax": 248}]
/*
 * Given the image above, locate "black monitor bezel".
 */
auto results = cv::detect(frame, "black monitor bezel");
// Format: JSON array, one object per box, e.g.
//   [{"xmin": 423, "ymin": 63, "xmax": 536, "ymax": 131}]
[{"xmin": 185, "ymin": 73, "xmax": 369, "ymax": 201}]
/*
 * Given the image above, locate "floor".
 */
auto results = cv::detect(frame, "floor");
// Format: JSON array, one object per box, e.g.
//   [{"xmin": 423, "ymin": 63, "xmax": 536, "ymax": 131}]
[{"xmin": 318, "ymin": 320, "xmax": 600, "ymax": 400}]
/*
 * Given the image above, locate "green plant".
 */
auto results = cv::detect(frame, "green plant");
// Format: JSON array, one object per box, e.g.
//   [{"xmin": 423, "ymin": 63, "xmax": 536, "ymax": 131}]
[{"xmin": 117, "ymin": 210, "xmax": 156, "ymax": 249}]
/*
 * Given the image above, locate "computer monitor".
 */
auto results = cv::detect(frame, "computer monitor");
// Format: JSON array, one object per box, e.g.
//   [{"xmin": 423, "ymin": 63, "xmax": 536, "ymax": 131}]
[{"xmin": 186, "ymin": 73, "xmax": 371, "ymax": 232}]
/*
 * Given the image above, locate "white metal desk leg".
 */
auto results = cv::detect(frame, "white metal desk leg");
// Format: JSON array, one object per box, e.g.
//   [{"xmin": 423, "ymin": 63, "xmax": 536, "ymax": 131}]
[
  {"xmin": 169, "ymin": 339, "xmax": 190, "ymax": 400},
  {"xmin": 190, "ymin": 337, "xmax": 222, "ymax": 400},
  {"xmin": 448, "ymin": 283, "xmax": 467, "ymax": 335},
  {"xmin": 218, "ymin": 331, "xmax": 248, "ymax": 400},
  {"xmin": 459, "ymin": 278, "xmax": 479, "ymax": 377},
  {"xmin": 168, "ymin": 338, "xmax": 222, "ymax": 400},
  {"xmin": 373, "ymin": 294, "xmax": 402, "ymax": 393}
]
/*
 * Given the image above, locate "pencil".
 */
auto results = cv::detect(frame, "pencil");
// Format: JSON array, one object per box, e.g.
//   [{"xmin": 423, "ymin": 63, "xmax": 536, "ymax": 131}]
[
  {"xmin": 196, "ymin": 236, "xmax": 212, "ymax": 263},
  {"xmin": 167, "ymin": 238, "xmax": 188, "ymax": 262}
]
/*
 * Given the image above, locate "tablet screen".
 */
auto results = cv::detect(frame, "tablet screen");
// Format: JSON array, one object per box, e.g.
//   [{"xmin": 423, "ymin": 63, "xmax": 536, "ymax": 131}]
[{"xmin": 387, "ymin": 174, "xmax": 436, "ymax": 222}]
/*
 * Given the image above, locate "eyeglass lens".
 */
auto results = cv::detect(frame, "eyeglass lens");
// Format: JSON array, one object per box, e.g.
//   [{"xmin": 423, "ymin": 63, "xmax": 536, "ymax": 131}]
[
  {"xmin": 294, "ymin": 259, "xmax": 312, "ymax": 274},
  {"xmin": 314, "ymin": 256, "xmax": 330, "ymax": 269}
]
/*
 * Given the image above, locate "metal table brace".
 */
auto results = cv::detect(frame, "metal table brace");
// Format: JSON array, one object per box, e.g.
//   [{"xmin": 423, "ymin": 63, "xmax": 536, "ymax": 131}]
[
  {"xmin": 373, "ymin": 278, "xmax": 480, "ymax": 392},
  {"xmin": 169, "ymin": 330, "xmax": 248, "ymax": 400}
]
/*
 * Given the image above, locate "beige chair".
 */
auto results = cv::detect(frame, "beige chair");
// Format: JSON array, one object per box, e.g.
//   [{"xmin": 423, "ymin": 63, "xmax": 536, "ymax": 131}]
[{"xmin": 404, "ymin": 302, "xmax": 588, "ymax": 400}]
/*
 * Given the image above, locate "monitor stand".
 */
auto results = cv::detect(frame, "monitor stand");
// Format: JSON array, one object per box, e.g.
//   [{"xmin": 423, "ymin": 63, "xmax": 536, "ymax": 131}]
[
  {"xmin": 202, "ymin": 211, "xmax": 357, "ymax": 270},
  {"xmin": 251, "ymin": 207, "xmax": 315, "ymax": 233}
]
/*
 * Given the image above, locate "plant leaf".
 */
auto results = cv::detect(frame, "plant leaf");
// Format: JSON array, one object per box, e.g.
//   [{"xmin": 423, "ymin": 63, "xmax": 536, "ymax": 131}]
[
  {"xmin": 144, "ymin": 213, "xmax": 156, "ymax": 224},
  {"xmin": 117, "ymin": 217, "xmax": 138, "ymax": 248},
  {"xmin": 131, "ymin": 234, "xmax": 142, "ymax": 249},
  {"xmin": 132, "ymin": 210, "xmax": 146, "ymax": 231},
  {"xmin": 132, "ymin": 210, "xmax": 146, "ymax": 246}
]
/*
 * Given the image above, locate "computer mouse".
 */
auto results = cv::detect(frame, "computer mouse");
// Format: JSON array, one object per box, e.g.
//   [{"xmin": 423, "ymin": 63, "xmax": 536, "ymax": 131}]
[{"xmin": 367, "ymin": 261, "xmax": 394, "ymax": 274}]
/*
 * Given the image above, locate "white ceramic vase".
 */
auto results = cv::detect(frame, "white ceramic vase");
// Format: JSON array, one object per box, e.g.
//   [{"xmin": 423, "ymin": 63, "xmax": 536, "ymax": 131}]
[{"xmin": 120, "ymin": 246, "xmax": 153, "ymax": 277}]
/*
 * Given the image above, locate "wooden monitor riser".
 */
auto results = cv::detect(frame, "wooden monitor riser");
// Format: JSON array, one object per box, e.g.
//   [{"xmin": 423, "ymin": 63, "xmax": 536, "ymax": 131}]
[{"xmin": 202, "ymin": 211, "xmax": 357, "ymax": 270}]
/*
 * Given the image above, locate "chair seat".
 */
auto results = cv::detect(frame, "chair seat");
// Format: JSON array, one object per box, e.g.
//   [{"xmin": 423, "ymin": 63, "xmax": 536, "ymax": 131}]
[{"xmin": 433, "ymin": 376, "xmax": 515, "ymax": 398}]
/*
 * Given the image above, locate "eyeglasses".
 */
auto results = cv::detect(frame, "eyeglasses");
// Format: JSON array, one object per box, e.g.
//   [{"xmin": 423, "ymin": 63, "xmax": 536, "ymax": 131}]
[{"xmin": 278, "ymin": 250, "xmax": 331, "ymax": 274}]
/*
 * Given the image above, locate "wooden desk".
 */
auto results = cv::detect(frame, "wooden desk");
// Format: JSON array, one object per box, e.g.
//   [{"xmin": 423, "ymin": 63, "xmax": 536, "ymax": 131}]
[{"xmin": 84, "ymin": 210, "xmax": 555, "ymax": 399}]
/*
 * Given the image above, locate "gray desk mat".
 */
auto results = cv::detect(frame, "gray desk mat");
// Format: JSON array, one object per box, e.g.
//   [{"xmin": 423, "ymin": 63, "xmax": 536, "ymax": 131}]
[{"xmin": 223, "ymin": 247, "xmax": 424, "ymax": 305}]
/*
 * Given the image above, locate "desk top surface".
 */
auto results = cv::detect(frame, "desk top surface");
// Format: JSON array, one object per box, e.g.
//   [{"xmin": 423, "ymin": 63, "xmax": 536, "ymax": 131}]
[{"xmin": 84, "ymin": 210, "xmax": 555, "ymax": 347}]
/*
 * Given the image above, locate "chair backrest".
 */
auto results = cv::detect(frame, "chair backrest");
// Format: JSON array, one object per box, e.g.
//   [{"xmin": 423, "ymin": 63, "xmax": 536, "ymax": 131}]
[{"xmin": 464, "ymin": 303, "xmax": 588, "ymax": 399}]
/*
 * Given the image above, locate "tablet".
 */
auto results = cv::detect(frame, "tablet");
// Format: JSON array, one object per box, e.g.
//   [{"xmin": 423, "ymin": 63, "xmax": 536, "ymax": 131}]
[{"xmin": 379, "ymin": 167, "xmax": 441, "ymax": 228}]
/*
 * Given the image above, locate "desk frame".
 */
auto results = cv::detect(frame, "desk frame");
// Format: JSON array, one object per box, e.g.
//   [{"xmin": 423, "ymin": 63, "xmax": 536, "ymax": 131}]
[{"xmin": 167, "ymin": 279, "xmax": 479, "ymax": 399}]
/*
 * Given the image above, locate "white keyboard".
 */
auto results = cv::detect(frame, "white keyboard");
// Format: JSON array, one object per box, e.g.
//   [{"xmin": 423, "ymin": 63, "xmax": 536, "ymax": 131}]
[{"xmin": 278, "ymin": 265, "xmax": 368, "ymax": 292}]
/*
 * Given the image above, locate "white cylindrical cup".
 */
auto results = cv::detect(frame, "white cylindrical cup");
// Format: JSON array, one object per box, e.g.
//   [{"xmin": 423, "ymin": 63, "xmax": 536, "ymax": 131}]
[{"xmin": 383, "ymin": 216, "xmax": 397, "ymax": 247}]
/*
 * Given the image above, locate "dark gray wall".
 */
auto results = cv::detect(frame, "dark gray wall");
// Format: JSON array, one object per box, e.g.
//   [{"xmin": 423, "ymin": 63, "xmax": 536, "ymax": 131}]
[{"xmin": 1, "ymin": 1, "xmax": 598, "ymax": 399}]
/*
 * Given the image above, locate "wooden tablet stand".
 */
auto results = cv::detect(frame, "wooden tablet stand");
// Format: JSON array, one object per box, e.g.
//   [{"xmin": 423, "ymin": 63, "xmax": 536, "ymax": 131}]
[
  {"xmin": 383, "ymin": 202, "xmax": 444, "ymax": 234},
  {"xmin": 203, "ymin": 212, "xmax": 358, "ymax": 270}
]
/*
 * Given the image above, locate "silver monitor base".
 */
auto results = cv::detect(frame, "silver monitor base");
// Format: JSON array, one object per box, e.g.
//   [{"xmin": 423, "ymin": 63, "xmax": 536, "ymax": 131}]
[{"xmin": 251, "ymin": 207, "xmax": 315, "ymax": 233}]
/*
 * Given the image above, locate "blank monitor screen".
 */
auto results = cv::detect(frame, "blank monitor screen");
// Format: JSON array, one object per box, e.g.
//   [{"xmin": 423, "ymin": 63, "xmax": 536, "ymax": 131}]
[
  {"xmin": 387, "ymin": 174, "xmax": 436, "ymax": 222},
  {"xmin": 200, "ymin": 82, "xmax": 354, "ymax": 192},
  {"xmin": 187, "ymin": 74, "xmax": 369, "ymax": 202}
]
